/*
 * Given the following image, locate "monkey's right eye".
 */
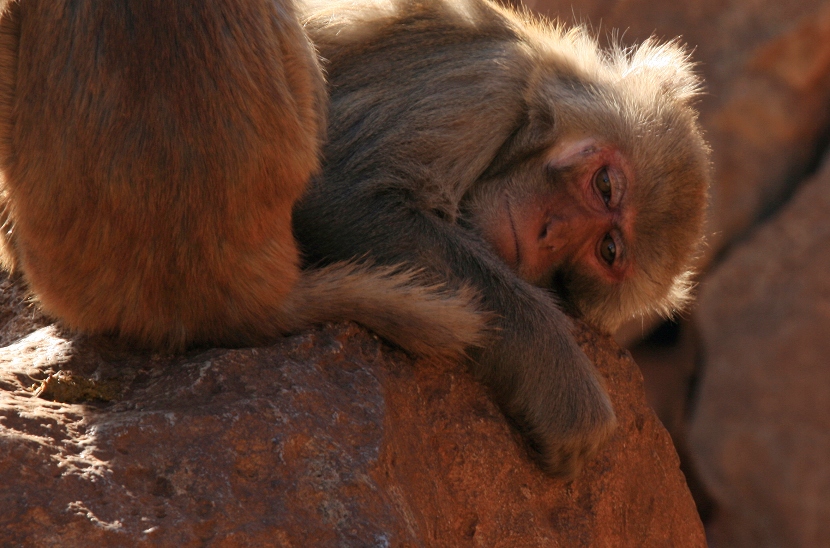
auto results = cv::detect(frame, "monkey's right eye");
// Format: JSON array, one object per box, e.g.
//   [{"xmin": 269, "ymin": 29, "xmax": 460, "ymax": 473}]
[
  {"xmin": 594, "ymin": 167, "xmax": 612, "ymax": 205},
  {"xmin": 599, "ymin": 234, "xmax": 616, "ymax": 266}
]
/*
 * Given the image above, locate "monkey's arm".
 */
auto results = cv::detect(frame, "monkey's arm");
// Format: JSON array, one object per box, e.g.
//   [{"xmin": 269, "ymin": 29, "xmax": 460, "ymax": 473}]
[
  {"xmin": 294, "ymin": 192, "xmax": 616, "ymax": 477},
  {"xmin": 299, "ymin": 0, "xmax": 618, "ymax": 475}
]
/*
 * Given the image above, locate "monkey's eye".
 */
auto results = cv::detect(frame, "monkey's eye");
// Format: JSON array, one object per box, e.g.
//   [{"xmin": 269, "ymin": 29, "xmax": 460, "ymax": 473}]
[
  {"xmin": 594, "ymin": 167, "xmax": 612, "ymax": 205},
  {"xmin": 599, "ymin": 234, "xmax": 616, "ymax": 265}
]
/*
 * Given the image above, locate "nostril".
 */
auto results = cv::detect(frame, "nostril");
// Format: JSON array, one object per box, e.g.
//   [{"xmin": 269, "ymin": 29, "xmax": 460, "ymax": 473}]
[{"xmin": 539, "ymin": 215, "xmax": 556, "ymax": 242}]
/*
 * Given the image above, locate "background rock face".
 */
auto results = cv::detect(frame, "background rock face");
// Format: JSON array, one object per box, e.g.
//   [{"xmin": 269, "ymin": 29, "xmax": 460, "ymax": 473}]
[
  {"xmin": 690, "ymin": 154, "xmax": 830, "ymax": 548},
  {"xmin": 0, "ymin": 275, "xmax": 703, "ymax": 547}
]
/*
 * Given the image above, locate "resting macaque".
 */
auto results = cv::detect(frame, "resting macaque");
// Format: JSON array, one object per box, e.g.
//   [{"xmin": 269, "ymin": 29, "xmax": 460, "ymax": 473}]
[
  {"xmin": 0, "ymin": 0, "xmax": 483, "ymax": 358},
  {"xmin": 293, "ymin": 0, "xmax": 711, "ymax": 476},
  {"xmin": 0, "ymin": 0, "xmax": 709, "ymax": 477}
]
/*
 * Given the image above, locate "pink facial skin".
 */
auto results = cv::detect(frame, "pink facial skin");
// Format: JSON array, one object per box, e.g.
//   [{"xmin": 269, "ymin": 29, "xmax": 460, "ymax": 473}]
[{"xmin": 486, "ymin": 138, "xmax": 637, "ymax": 287}]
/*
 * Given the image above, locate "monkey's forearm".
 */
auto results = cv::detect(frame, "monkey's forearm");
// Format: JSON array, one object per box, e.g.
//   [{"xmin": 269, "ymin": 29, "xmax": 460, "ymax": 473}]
[
  {"xmin": 294, "ymin": 192, "xmax": 616, "ymax": 476},
  {"xmin": 297, "ymin": 192, "xmax": 529, "ymax": 313},
  {"xmin": 298, "ymin": 191, "xmax": 581, "ymax": 360}
]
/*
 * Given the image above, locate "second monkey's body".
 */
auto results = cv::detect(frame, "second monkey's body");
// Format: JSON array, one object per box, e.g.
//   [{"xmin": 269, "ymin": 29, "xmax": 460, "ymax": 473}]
[{"xmin": 295, "ymin": 0, "xmax": 710, "ymax": 475}]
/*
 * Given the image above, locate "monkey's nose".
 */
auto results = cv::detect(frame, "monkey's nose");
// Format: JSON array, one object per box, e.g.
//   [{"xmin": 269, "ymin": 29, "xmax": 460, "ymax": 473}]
[
  {"xmin": 539, "ymin": 215, "xmax": 570, "ymax": 245},
  {"xmin": 540, "ymin": 212, "xmax": 597, "ymax": 257},
  {"xmin": 537, "ymin": 220, "xmax": 569, "ymax": 259}
]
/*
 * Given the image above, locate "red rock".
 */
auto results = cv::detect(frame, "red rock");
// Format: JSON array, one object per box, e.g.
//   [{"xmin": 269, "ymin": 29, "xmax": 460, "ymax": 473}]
[
  {"xmin": 0, "ymin": 274, "xmax": 703, "ymax": 546},
  {"xmin": 690, "ymin": 152, "xmax": 830, "ymax": 547}
]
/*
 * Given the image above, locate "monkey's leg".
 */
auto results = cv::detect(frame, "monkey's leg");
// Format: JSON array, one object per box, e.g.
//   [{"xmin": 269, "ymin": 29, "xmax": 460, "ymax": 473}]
[{"xmin": 294, "ymin": 194, "xmax": 616, "ymax": 477}]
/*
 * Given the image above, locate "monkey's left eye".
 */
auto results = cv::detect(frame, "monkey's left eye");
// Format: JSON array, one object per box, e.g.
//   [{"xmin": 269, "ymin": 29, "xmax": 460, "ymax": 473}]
[
  {"xmin": 594, "ymin": 167, "xmax": 612, "ymax": 205},
  {"xmin": 599, "ymin": 234, "xmax": 616, "ymax": 266}
]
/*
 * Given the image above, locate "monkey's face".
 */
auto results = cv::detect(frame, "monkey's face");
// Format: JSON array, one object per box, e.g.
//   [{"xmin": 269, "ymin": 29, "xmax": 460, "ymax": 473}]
[
  {"xmin": 466, "ymin": 128, "xmax": 707, "ymax": 333},
  {"xmin": 512, "ymin": 138, "xmax": 634, "ymax": 287},
  {"xmin": 468, "ymin": 137, "xmax": 635, "ymax": 311}
]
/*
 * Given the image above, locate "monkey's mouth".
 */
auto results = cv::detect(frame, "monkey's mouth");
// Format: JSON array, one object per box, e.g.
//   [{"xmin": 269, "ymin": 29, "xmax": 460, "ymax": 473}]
[{"xmin": 505, "ymin": 193, "xmax": 521, "ymax": 270}]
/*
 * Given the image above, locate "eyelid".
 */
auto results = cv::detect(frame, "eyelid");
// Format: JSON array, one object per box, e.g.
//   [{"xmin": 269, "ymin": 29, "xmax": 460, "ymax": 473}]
[
  {"xmin": 593, "ymin": 167, "xmax": 613, "ymax": 207},
  {"xmin": 605, "ymin": 166, "xmax": 628, "ymax": 209},
  {"xmin": 605, "ymin": 230, "xmax": 626, "ymax": 268}
]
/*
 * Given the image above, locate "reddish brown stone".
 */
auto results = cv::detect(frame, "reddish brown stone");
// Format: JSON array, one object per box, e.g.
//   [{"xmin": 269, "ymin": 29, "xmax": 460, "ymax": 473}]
[
  {"xmin": 691, "ymin": 153, "xmax": 830, "ymax": 547},
  {"xmin": 0, "ymin": 274, "xmax": 703, "ymax": 546}
]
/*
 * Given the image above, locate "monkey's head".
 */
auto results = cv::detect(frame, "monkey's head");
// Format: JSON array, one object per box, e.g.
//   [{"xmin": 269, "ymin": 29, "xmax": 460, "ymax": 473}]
[{"xmin": 466, "ymin": 31, "xmax": 711, "ymax": 332}]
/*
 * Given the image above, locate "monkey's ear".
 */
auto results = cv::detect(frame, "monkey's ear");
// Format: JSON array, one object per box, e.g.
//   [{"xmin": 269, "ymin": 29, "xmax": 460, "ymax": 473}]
[{"xmin": 620, "ymin": 38, "xmax": 703, "ymax": 105}]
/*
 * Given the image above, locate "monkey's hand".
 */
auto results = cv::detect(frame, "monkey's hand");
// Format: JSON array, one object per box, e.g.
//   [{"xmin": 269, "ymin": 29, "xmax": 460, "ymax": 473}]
[{"xmin": 471, "ymin": 287, "xmax": 617, "ymax": 479}]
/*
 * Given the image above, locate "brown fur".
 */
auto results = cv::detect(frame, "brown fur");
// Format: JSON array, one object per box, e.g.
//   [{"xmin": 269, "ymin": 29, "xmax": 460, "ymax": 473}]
[
  {"xmin": 0, "ymin": 0, "xmax": 485, "ymax": 358},
  {"xmin": 294, "ymin": 0, "xmax": 710, "ymax": 476}
]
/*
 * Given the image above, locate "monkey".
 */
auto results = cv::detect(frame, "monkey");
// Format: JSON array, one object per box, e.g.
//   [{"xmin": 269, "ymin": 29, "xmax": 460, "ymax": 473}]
[
  {"xmin": 0, "ymin": 0, "xmax": 485, "ymax": 358},
  {"xmin": 0, "ymin": 0, "xmax": 709, "ymax": 479},
  {"xmin": 292, "ymin": 0, "xmax": 711, "ymax": 477}
]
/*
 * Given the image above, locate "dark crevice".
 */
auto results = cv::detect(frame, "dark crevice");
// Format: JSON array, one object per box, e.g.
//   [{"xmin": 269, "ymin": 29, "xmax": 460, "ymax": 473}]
[
  {"xmin": 758, "ymin": 121, "xmax": 830, "ymax": 224},
  {"xmin": 632, "ymin": 317, "xmax": 716, "ymax": 523},
  {"xmin": 642, "ymin": 318, "xmax": 681, "ymax": 347}
]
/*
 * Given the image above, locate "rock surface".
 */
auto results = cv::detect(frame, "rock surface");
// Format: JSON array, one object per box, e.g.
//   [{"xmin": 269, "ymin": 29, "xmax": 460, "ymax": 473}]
[
  {"xmin": 690, "ymin": 153, "xmax": 830, "ymax": 547},
  {"xmin": 0, "ymin": 275, "xmax": 704, "ymax": 547}
]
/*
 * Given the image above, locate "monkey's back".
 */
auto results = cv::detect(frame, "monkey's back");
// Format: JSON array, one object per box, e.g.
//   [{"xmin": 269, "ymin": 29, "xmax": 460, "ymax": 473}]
[{"xmin": 0, "ymin": 0, "xmax": 325, "ymax": 348}]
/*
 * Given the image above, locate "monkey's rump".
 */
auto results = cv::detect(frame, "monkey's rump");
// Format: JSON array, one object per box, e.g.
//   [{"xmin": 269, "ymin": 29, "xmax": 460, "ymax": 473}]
[{"xmin": 0, "ymin": 0, "xmax": 323, "ymax": 349}]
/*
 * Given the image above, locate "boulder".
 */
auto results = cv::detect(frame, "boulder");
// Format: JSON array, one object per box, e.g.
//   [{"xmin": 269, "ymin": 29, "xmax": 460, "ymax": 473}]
[
  {"xmin": 0, "ymin": 275, "xmax": 703, "ymax": 546},
  {"xmin": 690, "ymin": 152, "xmax": 830, "ymax": 547}
]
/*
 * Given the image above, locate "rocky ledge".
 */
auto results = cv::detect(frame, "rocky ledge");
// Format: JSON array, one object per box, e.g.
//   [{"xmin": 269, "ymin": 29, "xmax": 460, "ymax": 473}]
[{"xmin": 0, "ymin": 275, "xmax": 703, "ymax": 547}]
